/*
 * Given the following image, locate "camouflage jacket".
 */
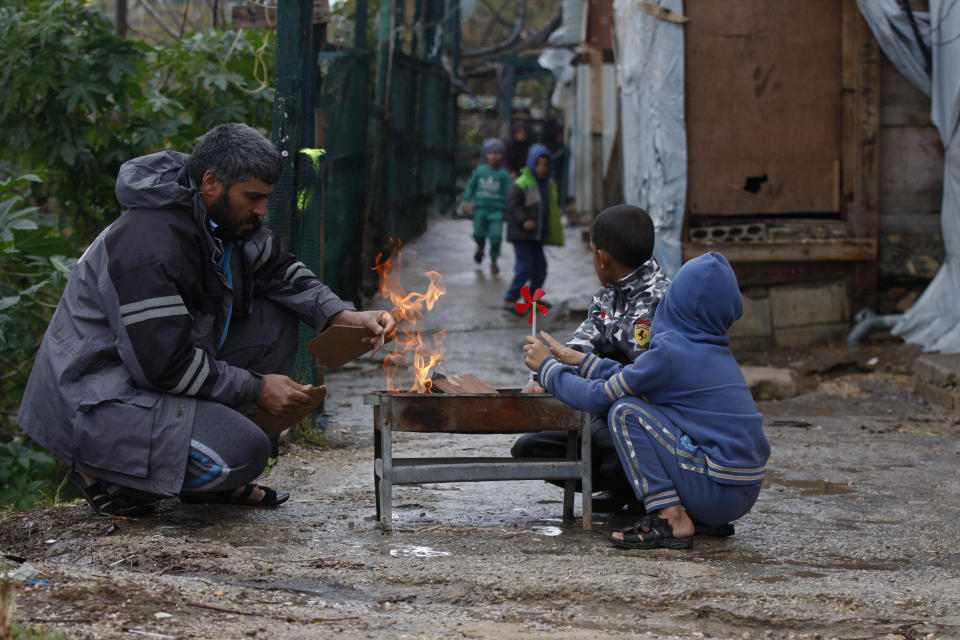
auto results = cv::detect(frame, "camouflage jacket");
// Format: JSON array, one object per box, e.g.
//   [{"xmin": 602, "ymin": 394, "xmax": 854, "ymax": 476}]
[{"xmin": 566, "ymin": 258, "xmax": 670, "ymax": 365}]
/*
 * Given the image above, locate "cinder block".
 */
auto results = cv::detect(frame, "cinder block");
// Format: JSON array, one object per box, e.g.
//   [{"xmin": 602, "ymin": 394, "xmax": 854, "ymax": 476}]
[
  {"xmin": 729, "ymin": 293, "xmax": 772, "ymax": 339},
  {"xmin": 770, "ymin": 281, "xmax": 849, "ymax": 329},
  {"xmin": 774, "ymin": 323, "xmax": 849, "ymax": 348},
  {"xmin": 914, "ymin": 353, "xmax": 960, "ymax": 414},
  {"xmin": 740, "ymin": 366, "xmax": 798, "ymax": 400}
]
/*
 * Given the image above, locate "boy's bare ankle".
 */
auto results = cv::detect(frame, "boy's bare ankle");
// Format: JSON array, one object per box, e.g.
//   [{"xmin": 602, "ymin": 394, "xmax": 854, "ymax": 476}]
[{"xmin": 657, "ymin": 505, "xmax": 694, "ymax": 537}]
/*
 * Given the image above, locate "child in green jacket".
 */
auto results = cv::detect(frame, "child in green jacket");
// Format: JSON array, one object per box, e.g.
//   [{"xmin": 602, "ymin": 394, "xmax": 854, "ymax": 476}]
[{"xmin": 463, "ymin": 138, "xmax": 512, "ymax": 274}]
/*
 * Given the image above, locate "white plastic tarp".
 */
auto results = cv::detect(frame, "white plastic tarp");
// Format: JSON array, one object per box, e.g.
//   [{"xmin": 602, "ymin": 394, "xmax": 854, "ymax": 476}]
[
  {"xmin": 859, "ymin": 0, "xmax": 960, "ymax": 352},
  {"xmin": 613, "ymin": 0, "xmax": 687, "ymax": 277}
]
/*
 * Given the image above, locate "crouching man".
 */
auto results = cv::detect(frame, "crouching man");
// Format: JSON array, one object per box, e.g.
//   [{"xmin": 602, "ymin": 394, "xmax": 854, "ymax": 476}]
[{"xmin": 17, "ymin": 123, "xmax": 394, "ymax": 516}]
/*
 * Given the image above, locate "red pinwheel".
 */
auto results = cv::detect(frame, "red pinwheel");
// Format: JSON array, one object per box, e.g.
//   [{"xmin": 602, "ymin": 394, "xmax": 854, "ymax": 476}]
[{"xmin": 516, "ymin": 286, "xmax": 548, "ymax": 324}]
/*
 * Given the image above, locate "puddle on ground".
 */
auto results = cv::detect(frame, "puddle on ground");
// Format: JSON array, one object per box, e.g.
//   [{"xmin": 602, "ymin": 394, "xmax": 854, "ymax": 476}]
[
  {"xmin": 783, "ymin": 557, "xmax": 906, "ymax": 571},
  {"xmin": 765, "ymin": 471, "xmax": 855, "ymax": 495},
  {"xmin": 389, "ymin": 545, "xmax": 452, "ymax": 558},
  {"xmin": 529, "ymin": 526, "xmax": 563, "ymax": 537}
]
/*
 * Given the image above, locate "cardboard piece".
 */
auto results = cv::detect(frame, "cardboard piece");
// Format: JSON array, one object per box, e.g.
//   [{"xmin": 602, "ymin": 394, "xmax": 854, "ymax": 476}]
[
  {"xmin": 431, "ymin": 373, "xmax": 499, "ymax": 395},
  {"xmin": 306, "ymin": 325, "xmax": 377, "ymax": 369},
  {"xmin": 247, "ymin": 385, "xmax": 327, "ymax": 437}
]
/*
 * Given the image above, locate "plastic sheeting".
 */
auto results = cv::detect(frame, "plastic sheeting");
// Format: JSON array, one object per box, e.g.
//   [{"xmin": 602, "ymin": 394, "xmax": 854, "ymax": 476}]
[
  {"xmin": 613, "ymin": 0, "xmax": 687, "ymax": 277},
  {"xmin": 549, "ymin": 0, "xmax": 586, "ymax": 46},
  {"xmin": 859, "ymin": 0, "xmax": 960, "ymax": 352},
  {"xmin": 537, "ymin": 47, "xmax": 576, "ymax": 112}
]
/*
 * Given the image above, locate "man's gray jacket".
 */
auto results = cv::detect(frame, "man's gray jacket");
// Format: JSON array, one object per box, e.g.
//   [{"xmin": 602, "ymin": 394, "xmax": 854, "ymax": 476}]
[{"xmin": 17, "ymin": 151, "xmax": 353, "ymax": 495}]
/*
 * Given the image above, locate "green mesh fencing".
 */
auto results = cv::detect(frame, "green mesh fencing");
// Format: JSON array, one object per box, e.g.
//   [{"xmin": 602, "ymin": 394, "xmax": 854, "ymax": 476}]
[{"xmin": 268, "ymin": 0, "xmax": 460, "ymax": 386}]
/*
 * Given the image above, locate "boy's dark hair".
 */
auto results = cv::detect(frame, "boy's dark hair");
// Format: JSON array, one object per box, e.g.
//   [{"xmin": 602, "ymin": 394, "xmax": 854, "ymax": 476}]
[
  {"xmin": 185, "ymin": 123, "xmax": 282, "ymax": 189},
  {"xmin": 590, "ymin": 205, "xmax": 655, "ymax": 269}
]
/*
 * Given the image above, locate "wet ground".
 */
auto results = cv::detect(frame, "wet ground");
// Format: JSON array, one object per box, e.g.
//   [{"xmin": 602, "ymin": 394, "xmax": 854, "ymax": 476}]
[{"xmin": 2, "ymin": 218, "xmax": 959, "ymax": 639}]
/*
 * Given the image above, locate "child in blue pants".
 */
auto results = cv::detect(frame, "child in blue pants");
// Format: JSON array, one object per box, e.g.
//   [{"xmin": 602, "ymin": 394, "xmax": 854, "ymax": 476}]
[{"xmin": 523, "ymin": 251, "xmax": 769, "ymax": 549}]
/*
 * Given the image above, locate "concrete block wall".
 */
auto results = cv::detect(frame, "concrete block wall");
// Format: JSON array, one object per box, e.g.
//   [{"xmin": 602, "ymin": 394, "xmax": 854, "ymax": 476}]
[{"xmin": 730, "ymin": 280, "xmax": 850, "ymax": 348}]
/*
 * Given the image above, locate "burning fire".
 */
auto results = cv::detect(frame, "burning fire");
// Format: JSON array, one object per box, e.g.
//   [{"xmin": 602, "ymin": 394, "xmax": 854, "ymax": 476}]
[{"xmin": 373, "ymin": 241, "xmax": 447, "ymax": 393}]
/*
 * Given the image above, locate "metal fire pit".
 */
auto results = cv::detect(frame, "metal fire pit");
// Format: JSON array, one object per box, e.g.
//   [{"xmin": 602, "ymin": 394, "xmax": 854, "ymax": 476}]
[{"xmin": 363, "ymin": 390, "xmax": 591, "ymax": 532}]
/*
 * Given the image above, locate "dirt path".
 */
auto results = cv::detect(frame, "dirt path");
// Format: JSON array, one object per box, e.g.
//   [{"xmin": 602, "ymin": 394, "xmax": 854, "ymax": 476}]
[
  {"xmin": 3, "ymin": 220, "xmax": 957, "ymax": 639},
  {"xmin": 2, "ymin": 347, "xmax": 958, "ymax": 640}
]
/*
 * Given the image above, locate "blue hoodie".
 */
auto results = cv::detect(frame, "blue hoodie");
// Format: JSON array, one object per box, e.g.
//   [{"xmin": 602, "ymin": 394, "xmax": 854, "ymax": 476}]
[{"xmin": 538, "ymin": 251, "xmax": 769, "ymax": 484}]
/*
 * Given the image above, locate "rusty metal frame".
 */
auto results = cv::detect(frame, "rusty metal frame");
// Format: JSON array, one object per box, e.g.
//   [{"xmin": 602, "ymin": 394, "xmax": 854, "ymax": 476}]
[{"xmin": 365, "ymin": 390, "xmax": 592, "ymax": 532}]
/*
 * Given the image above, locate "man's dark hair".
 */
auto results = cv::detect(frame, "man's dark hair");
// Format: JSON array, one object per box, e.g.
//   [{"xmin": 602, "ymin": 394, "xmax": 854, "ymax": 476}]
[
  {"xmin": 185, "ymin": 123, "xmax": 282, "ymax": 189},
  {"xmin": 590, "ymin": 205, "xmax": 655, "ymax": 269}
]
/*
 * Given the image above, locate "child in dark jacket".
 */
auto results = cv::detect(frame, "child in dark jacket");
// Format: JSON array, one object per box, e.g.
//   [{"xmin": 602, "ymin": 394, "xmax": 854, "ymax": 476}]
[
  {"xmin": 523, "ymin": 251, "xmax": 769, "ymax": 550},
  {"xmin": 511, "ymin": 205, "xmax": 670, "ymax": 513},
  {"xmin": 503, "ymin": 144, "xmax": 563, "ymax": 311}
]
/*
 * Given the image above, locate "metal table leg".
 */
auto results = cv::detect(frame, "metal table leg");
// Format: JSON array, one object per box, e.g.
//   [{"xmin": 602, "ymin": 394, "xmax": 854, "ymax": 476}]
[
  {"xmin": 374, "ymin": 406, "xmax": 382, "ymax": 522},
  {"xmin": 563, "ymin": 428, "xmax": 576, "ymax": 520},
  {"xmin": 580, "ymin": 413, "xmax": 592, "ymax": 530},
  {"xmin": 380, "ymin": 421, "xmax": 393, "ymax": 532}
]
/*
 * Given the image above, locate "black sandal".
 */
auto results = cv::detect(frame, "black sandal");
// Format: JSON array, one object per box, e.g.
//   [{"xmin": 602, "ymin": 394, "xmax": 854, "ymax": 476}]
[
  {"xmin": 67, "ymin": 472, "xmax": 157, "ymax": 518},
  {"xmin": 609, "ymin": 514, "xmax": 693, "ymax": 550},
  {"xmin": 180, "ymin": 483, "xmax": 290, "ymax": 507}
]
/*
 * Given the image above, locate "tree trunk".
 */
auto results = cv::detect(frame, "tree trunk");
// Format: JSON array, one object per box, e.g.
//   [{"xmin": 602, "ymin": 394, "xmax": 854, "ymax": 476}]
[{"xmin": 115, "ymin": 0, "xmax": 128, "ymax": 38}]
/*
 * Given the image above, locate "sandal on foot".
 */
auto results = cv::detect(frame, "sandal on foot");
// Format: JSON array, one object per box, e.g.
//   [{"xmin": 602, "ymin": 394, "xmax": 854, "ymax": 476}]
[
  {"xmin": 692, "ymin": 518, "xmax": 735, "ymax": 538},
  {"xmin": 67, "ymin": 472, "xmax": 157, "ymax": 518},
  {"xmin": 609, "ymin": 514, "xmax": 693, "ymax": 550},
  {"xmin": 180, "ymin": 483, "xmax": 290, "ymax": 507}
]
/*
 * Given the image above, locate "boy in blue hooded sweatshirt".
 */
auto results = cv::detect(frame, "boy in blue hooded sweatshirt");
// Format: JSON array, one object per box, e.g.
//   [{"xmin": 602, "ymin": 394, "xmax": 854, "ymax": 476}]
[
  {"xmin": 503, "ymin": 144, "xmax": 564, "ymax": 311},
  {"xmin": 523, "ymin": 251, "xmax": 769, "ymax": 549}
]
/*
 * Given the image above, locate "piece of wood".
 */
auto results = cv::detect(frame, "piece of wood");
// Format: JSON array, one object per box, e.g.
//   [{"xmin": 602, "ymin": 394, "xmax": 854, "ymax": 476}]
[
  {"xmin": 684, "ymin": 0, "xmax": 842, "ymax": 215},
  {"xmin": 588, "ymin": 45, "xmax": 605, "ymax": 216},
  {"xmin": 853, "ymin": 4, "xmax": 880, "ymax": 312},
  {"xmin": 232, "ymin": 1, "xmax": 329, "ymax": 29},
  {"xmin": 247, "ymin": 386, "xmax": 327, "ymax": 438},
  {"xmin": 431, "ymin": 374, "xmax": 499, "ymax": 395},
  {"xmin": 731, "ymin": 262, "xmax": 851, "ymax": 288},
  {"xmin": 682, "ymin": 238, "xmax": 877, "ymax": 263},
  {"xmin": 638, "ymin": 2, "xmax": 690, "ymax": 24},
  {"xmin": 587, "ymin": 0, "xmax": 616, "ymax": 50},
  {"xmin": 306, "ymin": 324, "xmax": 377, "ymax": 369}
]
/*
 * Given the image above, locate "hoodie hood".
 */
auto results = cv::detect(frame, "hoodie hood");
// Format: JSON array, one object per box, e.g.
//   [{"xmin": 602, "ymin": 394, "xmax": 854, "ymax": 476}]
[
  {"xmin": 482, "ymin": 138, "xmax": 505, "ymax": 156},
  {"xmin": 115, "ymin": 150, "xmax": 195, "ymax": 211},
  {"xmin": 652, "ymin": 251, "xmax": 742, "ymax": 343},
  {"xmin": 525, "ymin": 143, "xmax": 551, "ymax": 176}
]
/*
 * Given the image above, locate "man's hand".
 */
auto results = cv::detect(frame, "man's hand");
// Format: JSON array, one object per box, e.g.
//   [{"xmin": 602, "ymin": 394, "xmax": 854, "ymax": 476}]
[
  {"xmin": 539, "ymin": 331, "xmax": 586, "ymax": 366},
  {"xmin": 257, "ymin": 374, "xmax": 313, "ymax": 416},
  {"xmin": 462, "ymin": 201, "xmax": 474, "ymax": 215},
  {"xmin": 522, "ymin": 219, "xmax": 536, "ymax": 231},
  {"xmin": 523, "ymin": 335, "xmax": 552, "ymax": 372},
  {"xmin": 331, "ymin": 309, "xmax": 397, "ymax": 355}
]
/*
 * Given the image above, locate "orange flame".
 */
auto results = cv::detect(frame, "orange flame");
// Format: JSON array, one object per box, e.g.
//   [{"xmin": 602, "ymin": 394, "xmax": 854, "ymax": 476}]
[{"xmin": 373, "ymin": 242, "xmax": 447, "ymax": 393}]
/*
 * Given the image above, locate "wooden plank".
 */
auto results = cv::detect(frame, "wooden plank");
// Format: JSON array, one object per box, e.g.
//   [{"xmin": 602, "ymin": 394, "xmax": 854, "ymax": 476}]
[
  {"xmin": 879, "ymin": 126, "xmax": 943, "ymax": 216},
  {"xmin": 589, "ymin": 46, "xmax": 605, "ymax": 215},
  {"xmin": 731, "ymin": 262, "xmax": 851, "ymax": 288},
  {"xmin": 432, "ymin": 374, "xmax": 498, "ymax": 395},
  {"xmin": 841, "ymin": 0, "xmax": 858, "ymax": 218},
  {"xmin": 854, "ymin": 10, "xmax": 880, "ymax": 239},
  {"xmin": 853, "ymin": 6, "xmax": 880, "ymax": 311},
  {"xmin": 682, "ymin": 238, "xmax": 877, "ymax": 263},
  {"xmin": 586, "ymin": 0, "xmax": 615, "ymax": 51},
  {"xmin": 684, "ymin": 0, "xmax": 842, "ymax": 215}
]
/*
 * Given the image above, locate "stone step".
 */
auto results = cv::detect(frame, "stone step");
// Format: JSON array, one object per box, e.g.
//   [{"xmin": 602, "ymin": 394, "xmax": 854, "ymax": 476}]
[{"xmin": 914, "ymin": 353, "xmax": 960, "ymax": 414}]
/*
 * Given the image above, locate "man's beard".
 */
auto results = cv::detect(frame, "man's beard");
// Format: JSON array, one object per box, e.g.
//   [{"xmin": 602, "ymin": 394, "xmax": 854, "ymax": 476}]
[{"xmin": 207, "ymin": 191, "xmax": 262, "ymax": 241}]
